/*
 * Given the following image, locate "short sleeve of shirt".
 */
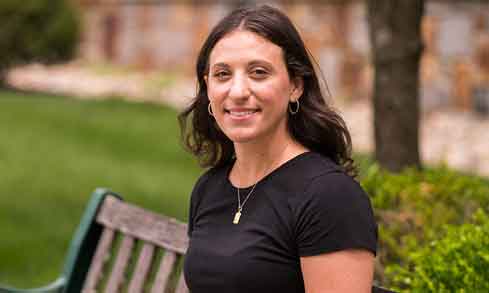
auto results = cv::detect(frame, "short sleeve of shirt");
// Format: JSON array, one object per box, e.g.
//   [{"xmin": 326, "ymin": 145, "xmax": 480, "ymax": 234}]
[{"xmin": 293, "ymin": 171, "xmax": 378, "ymax": 257}]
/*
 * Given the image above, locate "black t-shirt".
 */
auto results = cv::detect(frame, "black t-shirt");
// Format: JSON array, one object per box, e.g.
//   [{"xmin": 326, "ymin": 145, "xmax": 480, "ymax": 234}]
[{"xmin": 183, "ymin": 152, "xmax": 377, "ymax": 293}]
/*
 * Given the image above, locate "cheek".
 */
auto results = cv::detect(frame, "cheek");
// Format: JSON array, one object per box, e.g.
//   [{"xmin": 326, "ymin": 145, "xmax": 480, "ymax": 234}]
[
  {"xmin": 255, "ymin": 83, "xmax": 291, "ymax": 107},
  {"xmin": 256, "ymin": 75, "xmax": 292, "ymax": 96},
  {"xmin": 207, "ymin": 83, "xmax": 227, "ymax": 102}
]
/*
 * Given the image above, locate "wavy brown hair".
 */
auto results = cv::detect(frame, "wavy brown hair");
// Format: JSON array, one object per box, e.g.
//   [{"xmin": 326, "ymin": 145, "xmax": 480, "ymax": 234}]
[{"xmin": 178, "ymin": 5, "xmax": 356, "ymax": 176}]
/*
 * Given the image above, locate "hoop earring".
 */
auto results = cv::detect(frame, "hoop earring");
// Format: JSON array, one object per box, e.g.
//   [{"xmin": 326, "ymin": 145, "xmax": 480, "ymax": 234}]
[
  {"xmin": 288, "ymin": 100, "xmax": 300, "ymax": 115},
  {"xmin": 208, "ymin": 103, "xmax": 214, "ymax": 116}
]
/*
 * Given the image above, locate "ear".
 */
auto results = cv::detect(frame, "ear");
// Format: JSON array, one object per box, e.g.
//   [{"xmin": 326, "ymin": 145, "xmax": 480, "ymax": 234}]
[
  {"xmin": 290, "ymin": 77, "xmax": 304, "ymax": 102},
  {"xmin": 204, "ymin": 75, "xmax": 208, "ymax": 85}
]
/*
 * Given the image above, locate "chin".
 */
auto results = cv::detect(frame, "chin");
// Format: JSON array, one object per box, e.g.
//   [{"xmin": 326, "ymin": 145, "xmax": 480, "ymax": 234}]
[{"xmin": 224, "ymin": 130, "xmax": 261, "ymax": 144}]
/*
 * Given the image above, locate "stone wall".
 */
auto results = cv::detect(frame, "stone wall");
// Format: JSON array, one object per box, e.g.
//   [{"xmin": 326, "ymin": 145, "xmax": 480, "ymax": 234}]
[{"xmin": 76, "ymin": 0, "xmax": 489, "ymax": 112}]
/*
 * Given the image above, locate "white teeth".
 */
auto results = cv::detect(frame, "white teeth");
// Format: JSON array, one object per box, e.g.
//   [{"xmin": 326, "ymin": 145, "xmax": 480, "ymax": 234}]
[{"xmin": 229, "ymin": 110, "xmax": 256, "ymax": 116}]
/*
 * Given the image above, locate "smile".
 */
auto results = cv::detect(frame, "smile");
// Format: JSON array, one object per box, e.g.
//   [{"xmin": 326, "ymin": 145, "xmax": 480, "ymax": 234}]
[
  {"xmin": 229, "ymin": 110, "xmax": 257, "ymax": 116},
  {"xmin": 225, "ymin": 109, "xmax": 260, "ymax": 119}
]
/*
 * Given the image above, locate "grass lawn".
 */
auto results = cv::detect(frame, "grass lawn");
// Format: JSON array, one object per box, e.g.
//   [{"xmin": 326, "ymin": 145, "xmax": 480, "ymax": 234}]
[{"xmin": 0, "ymin": 90, "xmax": 202, "ymax": 287}]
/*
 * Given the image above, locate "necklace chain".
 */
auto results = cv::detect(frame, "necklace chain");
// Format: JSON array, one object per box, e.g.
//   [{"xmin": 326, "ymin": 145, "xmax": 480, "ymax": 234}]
[
  {"xmin": 237, "ymin": 181, "xmax": 258, "ymax": 212},
  {"xmin": 232, "ymin": 143, "xmax": 290, "ymax": 224},
  {"xmin": 233, "ymin": 180, "xmax": 259, "ymax": 224}
]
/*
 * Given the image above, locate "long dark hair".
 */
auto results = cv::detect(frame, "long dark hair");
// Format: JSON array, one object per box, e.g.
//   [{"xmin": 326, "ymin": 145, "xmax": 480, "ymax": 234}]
[{"xmin": 178, "ymin": 5, "xmax": 356, "ymax": 176}]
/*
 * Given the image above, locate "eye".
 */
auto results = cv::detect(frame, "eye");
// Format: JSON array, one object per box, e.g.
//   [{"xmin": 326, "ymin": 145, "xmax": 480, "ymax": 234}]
[
  {"xmin": 212, "ymin": 71, "xmax": 230, "ymax": 81},
  {"xmin": 250, "ymin": 68, "xmax": 268, "ymax": 79}
]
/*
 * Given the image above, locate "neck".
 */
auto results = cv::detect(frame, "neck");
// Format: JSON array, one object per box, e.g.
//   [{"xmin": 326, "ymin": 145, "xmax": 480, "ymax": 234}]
[{"xmin": 231, "ymin": 132, "xmax": 307, "ymax": 188}]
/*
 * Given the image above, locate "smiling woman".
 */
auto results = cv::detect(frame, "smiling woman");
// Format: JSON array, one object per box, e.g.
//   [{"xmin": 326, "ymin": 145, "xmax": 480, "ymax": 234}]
[
  {"xmin": 178, "ymin": 4, "xmax": 378, "ymax": 293},
  {"xmin": 205, "ymin": 29, "xmax": 302, "ymax": 146}
]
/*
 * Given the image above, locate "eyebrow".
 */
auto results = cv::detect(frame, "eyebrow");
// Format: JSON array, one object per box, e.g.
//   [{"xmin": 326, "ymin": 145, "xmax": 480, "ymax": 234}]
[
  {"xmin": 210, "ymin": 60, "xmax": 274, "ymax": 71},
  {"xmin": 248, "ymin": 60, "xmax": 273, "ymax": 68},
  {"xmin": 210, "ymin": 63, "xmax": 230, "ymax": 70}
]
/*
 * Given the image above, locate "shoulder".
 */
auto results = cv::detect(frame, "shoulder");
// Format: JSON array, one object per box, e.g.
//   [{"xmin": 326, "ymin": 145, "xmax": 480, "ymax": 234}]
[
  {"xmin": 288, "ymin": 157, "xmax": 377, "ymax": 256},
  {"xmin": 307, "ymin": 169, "xmax": 366, "ymax": 204},
  {"xmin": 290, "ymin": 170, "xmax": 370, "ymax": 217},
  {"xmin": 284, "ymin": 152, "xmax": 372, "ymax": 218},
  {"xmin": 188, "ymin": 163, "xmax": 229, "ymax": 225},
  {"xmin": 276, "ymin": 152, "xmax": 350, "ymax": 195},
  {"xmin": 190, "ymin": 163, "xmax": 229, "ymax": 200},
  {"xmin": 291, "ymin": 152, "xmax": 343, "ymax": 180},
  {"xmin": 271, "ymin": 152, "xmax": 341, "ymax": 191},
  {"xmin": 288, "ymin": 152, "xmax": 362, "ymax": 196}
]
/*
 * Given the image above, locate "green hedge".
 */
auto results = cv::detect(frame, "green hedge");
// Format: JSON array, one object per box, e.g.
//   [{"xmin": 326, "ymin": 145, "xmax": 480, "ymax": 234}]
[
  {"xmin": 359, "ymin": 163, "xmax": 489, "ymax": 288},
  {"xmin": 388, "ymin": 209, "xmax": 489, "ymax": 292},
  {"xmin": 0, "ymin": 0, "xmax": 80, "ymax": 76}
]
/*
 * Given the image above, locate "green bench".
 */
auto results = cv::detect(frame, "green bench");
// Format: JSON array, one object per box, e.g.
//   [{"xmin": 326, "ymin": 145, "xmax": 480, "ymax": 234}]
[{"xmin": 0, "ymin": 188, "xmax": 395, "ymax": 293}]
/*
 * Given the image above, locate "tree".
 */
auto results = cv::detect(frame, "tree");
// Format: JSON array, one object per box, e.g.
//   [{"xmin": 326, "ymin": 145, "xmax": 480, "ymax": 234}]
[
  {"xmin": 367, "ymin": 0, "xmax": 424, "ymax": 172},
  {"xmin": 0, "ymin": 0, "xmax": 80, "ymax": 87}
]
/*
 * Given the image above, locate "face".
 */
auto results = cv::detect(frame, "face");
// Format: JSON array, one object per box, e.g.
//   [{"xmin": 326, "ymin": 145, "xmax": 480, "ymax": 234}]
[{"xmin": 205, "ymin": 30, "xmax": 303, "ymax": 145}]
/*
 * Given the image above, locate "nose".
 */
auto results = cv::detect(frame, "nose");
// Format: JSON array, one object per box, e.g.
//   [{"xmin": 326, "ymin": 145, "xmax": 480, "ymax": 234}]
[{"xmin": 228, "ymin": 73, "xmax": 250, "ymax": 100}]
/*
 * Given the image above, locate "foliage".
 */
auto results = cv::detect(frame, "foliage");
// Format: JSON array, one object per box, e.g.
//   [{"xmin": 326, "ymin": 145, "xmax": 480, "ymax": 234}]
[
  {"xmin": 360, "ymin": 163, "xmax": 489, "ymax": 287},
  {"xmin": 0, "ymin": 0, "xmax": 80, "ymax": 79},
  {"xmin": 388, "ymin": 210, "xmax": 489, "ymax": 292}
]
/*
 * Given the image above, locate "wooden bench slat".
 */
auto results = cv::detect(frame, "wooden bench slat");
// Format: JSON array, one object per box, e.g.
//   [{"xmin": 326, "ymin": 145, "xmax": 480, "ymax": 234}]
[
  {"xmin": 104, "ymin": 235, "xmax": 135, "ymax": 293},
  {"xmin": 127, "ymin": 242, "xmax": 155, "ymax": 293},
  {"xmin": 96, "ymin": 196, "xmax": 188, "ymax": 254},
  {"xmin": 151, "ymin": 251, "xmax": 177, "ymax": 293},
  {"xmin": 175, "ymin": 273, "xmax": 189, "ymax": 293},
  {"xmin": 82, "ymin": 227, "xmax": 115, "ymax": 293}
]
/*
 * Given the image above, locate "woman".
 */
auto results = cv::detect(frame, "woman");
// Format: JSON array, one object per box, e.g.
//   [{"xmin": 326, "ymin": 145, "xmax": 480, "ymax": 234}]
[{"xmin": 179, "ymin": 5, "xmax": 377, "ymax": 293}]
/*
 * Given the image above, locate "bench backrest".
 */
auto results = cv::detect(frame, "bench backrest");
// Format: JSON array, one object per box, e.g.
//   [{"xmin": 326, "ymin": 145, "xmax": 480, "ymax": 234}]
[
  {"xmin": 62, "ymin": 189, "xmax": 189, "ymax": 293},
  {"xmin": 83, "ymin": 196, "xmax": 189, "ymax": 293}
]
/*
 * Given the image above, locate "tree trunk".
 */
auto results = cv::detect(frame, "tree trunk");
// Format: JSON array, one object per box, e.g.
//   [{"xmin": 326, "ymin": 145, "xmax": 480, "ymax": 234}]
[{"xmin": 367, "ymin": 0, "xmax": 424, "ymax": 172}]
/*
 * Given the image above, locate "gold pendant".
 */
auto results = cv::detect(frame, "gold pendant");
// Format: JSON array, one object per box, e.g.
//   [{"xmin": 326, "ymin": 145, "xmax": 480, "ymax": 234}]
[{"xmin": 233, "ymin": 211, "xmax": 242, "ymax": 224}]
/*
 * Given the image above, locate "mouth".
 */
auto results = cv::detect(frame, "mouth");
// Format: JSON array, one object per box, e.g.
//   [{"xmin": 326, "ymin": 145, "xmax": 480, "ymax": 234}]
[{"xmin": 225, "ymin": 108, "xmax": 261, "ymax": 119}]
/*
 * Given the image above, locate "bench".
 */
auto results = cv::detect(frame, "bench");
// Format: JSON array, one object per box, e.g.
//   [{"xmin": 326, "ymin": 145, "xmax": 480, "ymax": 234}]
[
  {"xmin": 0, "ymin": 188, "xmax": 188, "ymax": 293},
  {"xmin": 0, "ymin": 188, "xmax": 395, "ymax": 293}
]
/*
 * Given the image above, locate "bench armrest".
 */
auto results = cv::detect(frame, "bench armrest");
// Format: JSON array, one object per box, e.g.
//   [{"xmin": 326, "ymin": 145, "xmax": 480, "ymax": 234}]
[{"xmin": 0, "ymin": 277, "xmax": 65, "ymax": 293}]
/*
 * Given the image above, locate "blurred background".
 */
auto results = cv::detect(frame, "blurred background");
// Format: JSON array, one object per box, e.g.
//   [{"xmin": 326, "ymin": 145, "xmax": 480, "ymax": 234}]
[{"xmin": 1, "ymin": 0, "xmax": 488, "ymax": 292}]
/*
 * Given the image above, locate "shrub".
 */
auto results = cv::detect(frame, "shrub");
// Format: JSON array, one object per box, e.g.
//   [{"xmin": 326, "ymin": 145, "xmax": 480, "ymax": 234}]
[
  {"xmin": 387, "ymin": 210, "xmax": 489, "ymax": 292},
  {"xmin": 359, "ymin": 163, "xmax": 489, "ymax": 285},
  {"xmin": 0, "ymin": 0, "xmax": 80, "ymax": 82}
]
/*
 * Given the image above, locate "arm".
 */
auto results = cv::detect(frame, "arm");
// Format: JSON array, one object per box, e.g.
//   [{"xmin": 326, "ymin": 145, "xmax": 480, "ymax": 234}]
[
  {"xmin": 295, "ymin": 172, "xmax": 378, "ymax": 292},
  {"xmin": 300, "ymin": 249, "xmax": 375, "ymax": 293}
]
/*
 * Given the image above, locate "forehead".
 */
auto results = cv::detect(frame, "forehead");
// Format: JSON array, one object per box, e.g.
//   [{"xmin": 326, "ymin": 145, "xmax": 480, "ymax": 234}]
[{"xmin": 208, "ymin": 30, "xmax": 285, "ymax": 67}]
